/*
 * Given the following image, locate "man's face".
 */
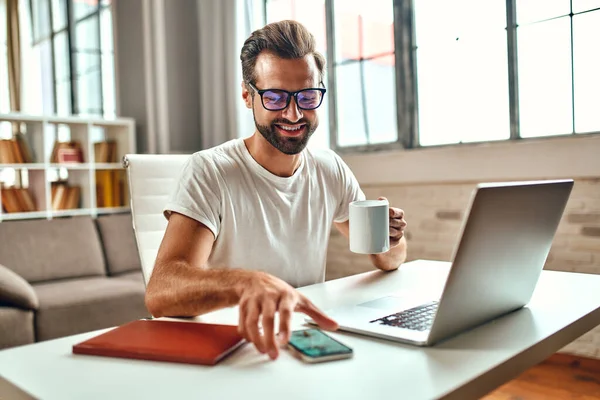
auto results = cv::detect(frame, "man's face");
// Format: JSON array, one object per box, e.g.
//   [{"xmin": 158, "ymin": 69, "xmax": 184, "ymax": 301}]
[{"xmin": 243, "ymin": 52, "xmax": 321, "ymax": 155}]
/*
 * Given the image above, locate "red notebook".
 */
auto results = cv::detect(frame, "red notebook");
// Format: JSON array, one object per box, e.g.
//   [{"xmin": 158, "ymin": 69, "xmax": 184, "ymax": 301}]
[{"xmin": 72, "ymin": 320, "xmax": 245, "ymax": 366}]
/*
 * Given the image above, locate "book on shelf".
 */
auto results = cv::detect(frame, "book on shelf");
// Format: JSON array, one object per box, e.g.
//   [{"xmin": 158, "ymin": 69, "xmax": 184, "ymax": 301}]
[
  {"xmin": 95, "ymin": 170, "xmax": 125, "ymax": 208},
  {"xmin": 50, "ymin": 141, "xmax": 84, "ymax": 164},
  {"xmin": 94, "ymin": 141, "xmax": 118, "ymax": 163},
  {"xmin": 0, "ymin": 137, "xmax": 34, "ymax": 164},
  {"xmin": 1, "ymin": 187, "xmax": 37, "ymax": 213},
  {"xmin": 51, "ymin": 182, "xmax": 81, "ymax": 211},
  {"xmin": 15, "ymin": 132, "xmax": 35, "ymax": 163}
]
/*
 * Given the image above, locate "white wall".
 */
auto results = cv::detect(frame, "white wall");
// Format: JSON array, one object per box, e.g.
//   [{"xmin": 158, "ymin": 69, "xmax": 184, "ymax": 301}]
[{"xmin": 341, "ymin": 134, "xmax": 600, "ymax": 186}]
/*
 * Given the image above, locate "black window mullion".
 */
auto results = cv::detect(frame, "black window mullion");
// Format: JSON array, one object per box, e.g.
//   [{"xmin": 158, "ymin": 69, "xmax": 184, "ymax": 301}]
[
  {"xmin": 74, "ymin": 9, "xmax": 101, "ymax": 24},
  {"xmin": 39, "ymin": 0, "xmax": 58, "ymax": 113},
  {"xmin": 28, "ymin": 0, "xmax": 35, "ymax": 40},
  {"xmin": 337, "ymin": 51, "xmax": 395, "ymax": 65},
  {"xmin": 66, "ymin": 0, "xmax": 77, "ymax": 114},
  {"xmin": 570, "ymin": 0, "xmax": 575, "ymax": 134},
  {"xmin": 44, "ymin": 0, "xmax": 58, "ymax": 114},
  {"xmin": 574, "ymin": 6, "xmax": 600, "ymax": 15},
  {"xmin": 518, "ymin": 13, "xmax": 571, "ymax": 27},
  {"xmin": 394, "ymin": 0, "xmax": 417, "ymax": 148},
  {"xmin": 31, "ymin": 27, "xmax": 68, "ymax": 47},
  {"xmin": 506, "ymin": 0, "xmax": 520, "ymax": 140},
  {"xmin": 97, "ymin": 2, "xmax": 104, "ymax": 116},
  {"xmin": 325, "ymin": 0, "xmax": 339, "ymax": 150},
  {"xmin": 357, "ymin": 15, "xmax": 370, "ymax": 144}
]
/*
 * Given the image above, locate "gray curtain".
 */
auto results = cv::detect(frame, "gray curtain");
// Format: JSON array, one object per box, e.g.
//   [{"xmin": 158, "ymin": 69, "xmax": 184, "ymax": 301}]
[
  {"xmin": 198, "ymin": 0, "xmax": 239, "ymax": 149},
  {"xmin": 197, "ymin": 0, "xmax": 260, "ymax": 149}
]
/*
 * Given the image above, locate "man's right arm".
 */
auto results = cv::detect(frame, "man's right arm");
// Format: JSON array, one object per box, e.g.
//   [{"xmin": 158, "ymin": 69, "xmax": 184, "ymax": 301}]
[
  {"xmin": 145, "ymin": 211, "xmax": 247, "ymax": 318},
  {"xmin": 145, "ymin": 212, "xmax": 338, "ymax": 360}
]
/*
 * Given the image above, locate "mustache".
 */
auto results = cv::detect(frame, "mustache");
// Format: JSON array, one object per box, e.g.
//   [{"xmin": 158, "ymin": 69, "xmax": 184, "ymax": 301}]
[{"xmin": 271, "ymin": 119, "xmax": 309, "ymax": 126}]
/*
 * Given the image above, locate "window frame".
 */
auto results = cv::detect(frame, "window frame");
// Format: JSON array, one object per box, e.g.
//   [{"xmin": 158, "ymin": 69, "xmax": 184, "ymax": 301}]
[
  {"xmin": 266, "ymin": 0, "xmax": 600, "ymax": 153},
  {"xmin": 325, "ymin": 0, "xmax": 408, "ymax": 152},
  {"xmin": 28, "ymin": 0, "xmax": 112, "ymax": 116}
]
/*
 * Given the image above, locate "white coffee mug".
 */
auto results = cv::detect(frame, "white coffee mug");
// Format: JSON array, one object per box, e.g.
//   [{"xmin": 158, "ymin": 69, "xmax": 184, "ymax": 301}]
[{"xmin": 349, "ymin": 199, "xmax": 390, "ymax": 254}]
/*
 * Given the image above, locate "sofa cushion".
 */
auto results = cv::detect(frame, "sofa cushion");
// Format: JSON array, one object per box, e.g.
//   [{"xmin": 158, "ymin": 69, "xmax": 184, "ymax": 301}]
[
  {"xmin": 0, "ymin": 307, "xmax": 35, "ymax": 349},
  {"xmin": 33, "ymin": 277, "xmax": 149, "ymax": 341},
  {"xmin": 0, "ymin": 217, "xmax": 106, "ymax": 284},
  {"xmin": 96, "ymin": 214, "xmax": 143, "ymax": 276},
  {"xmin": 112, "ymin": 270, "xmax": 144, "ymax": 284},
  {"xmin": 0, "ymin": 263, "xmax": 38, "ymax": 310}
]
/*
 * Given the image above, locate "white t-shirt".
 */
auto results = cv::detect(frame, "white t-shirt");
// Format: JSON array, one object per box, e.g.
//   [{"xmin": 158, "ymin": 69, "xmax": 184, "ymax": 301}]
[{"xmin": 163, "ymin": 138, "xmax": 365, "ymax": 287}]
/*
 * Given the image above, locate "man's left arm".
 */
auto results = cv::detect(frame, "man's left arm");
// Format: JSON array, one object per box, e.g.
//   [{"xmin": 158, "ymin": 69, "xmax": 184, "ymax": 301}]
[{"xmin": 334, "ymin": 197, "xmax": 408, "ymax": 271}]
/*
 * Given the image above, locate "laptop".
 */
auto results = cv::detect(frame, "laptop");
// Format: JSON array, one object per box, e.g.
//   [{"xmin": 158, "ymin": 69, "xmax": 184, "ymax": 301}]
[{"xmin": 308, "ymin": 179, "xmax": 574, "ymax": 346}]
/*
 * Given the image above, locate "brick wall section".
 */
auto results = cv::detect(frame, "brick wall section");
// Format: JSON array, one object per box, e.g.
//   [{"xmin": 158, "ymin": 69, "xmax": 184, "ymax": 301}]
[{"xmin": 325, "ymin": 178, "xmax": 600, "ymax": 358}]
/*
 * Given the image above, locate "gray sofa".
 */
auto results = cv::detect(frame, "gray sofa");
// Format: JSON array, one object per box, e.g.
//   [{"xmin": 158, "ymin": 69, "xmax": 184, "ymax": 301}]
[{"xmin": 0, "ymin": 214, "xmax": 149, "ymax": 349}]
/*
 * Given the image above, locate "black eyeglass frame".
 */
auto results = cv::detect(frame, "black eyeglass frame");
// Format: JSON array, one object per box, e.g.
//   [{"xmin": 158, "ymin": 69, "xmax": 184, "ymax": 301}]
[{"xmin": 246, "ymin": 82, "xmax": 327, "ymax": 111}]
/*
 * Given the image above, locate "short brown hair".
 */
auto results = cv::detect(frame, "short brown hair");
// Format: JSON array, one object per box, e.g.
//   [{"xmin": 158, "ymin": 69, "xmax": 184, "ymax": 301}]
[{"xmin": 240, "ymin": 20, "xmax": 326, "ymax": 89}]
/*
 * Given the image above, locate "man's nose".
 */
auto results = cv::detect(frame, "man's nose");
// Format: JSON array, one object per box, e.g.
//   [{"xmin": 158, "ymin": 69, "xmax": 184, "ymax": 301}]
[{"xmin": 282, "ymin": 96, "xmax": 303, "ymax": 122}]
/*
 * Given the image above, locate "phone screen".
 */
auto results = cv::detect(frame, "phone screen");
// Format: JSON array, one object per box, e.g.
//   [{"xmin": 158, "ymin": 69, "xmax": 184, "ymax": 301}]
[{"xmin": 288, "ymin": 329, "xmax": 353, "ymax": 358}]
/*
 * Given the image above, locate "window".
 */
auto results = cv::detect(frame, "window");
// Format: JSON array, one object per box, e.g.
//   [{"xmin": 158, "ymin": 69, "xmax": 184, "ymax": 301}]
[
  {"xmin": 333, "ymin": 0, "xmax": 397, "ymax": 147},
  {"xmin": 266, "ymin": 0, "xmax": 396, "ymax": 149},
  {"xmin": 26, "ymin": 0, "xmax": 115, "ymax": 118},
  {"xmin": 265, "ymin": 0, "xmax": 330, "ymax": 149},
  {"xmin": 265, "ymin": 0, "xmax": 600, "ymax": 151},
  {"xmin": 414, "ymin": 0, "xmax": 509, "ymax": 146},
  {"xmin": 517, "ymin": 0, "xmax": 600, "ymax": 137}
]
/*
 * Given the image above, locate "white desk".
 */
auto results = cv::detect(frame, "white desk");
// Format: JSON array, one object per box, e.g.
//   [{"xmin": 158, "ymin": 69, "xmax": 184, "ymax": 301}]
[{"xmin": 1, "ymin": 260, "xmax": 600, "ymax": 400}]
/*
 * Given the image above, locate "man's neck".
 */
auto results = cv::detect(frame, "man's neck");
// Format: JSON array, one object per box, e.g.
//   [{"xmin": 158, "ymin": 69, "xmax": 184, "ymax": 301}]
[{"xmin": 244, "ymin": 133, "xmax": 302, "ymax": 178}]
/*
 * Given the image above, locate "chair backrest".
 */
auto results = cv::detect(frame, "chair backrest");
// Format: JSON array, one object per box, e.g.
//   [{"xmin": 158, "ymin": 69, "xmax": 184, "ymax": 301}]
[{"xmin": 123, "ymin": 154, "xmax": 191, "ymax": 285}]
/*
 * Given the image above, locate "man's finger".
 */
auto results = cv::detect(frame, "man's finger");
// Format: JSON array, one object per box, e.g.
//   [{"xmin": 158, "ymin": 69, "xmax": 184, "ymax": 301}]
[
  {"xmin": 390, "ymin": 218, "xmax": 404, "ymax": 229},
  {"xmin": 297, "ymin": 297, "xmax": 338, "ymax": 331},
  {"xmin": 277, "ymin": 293, "xmax": 294, "ymax": 346},
  {"xmin": 245, "ymin": 300, "xmax": 265, "ymax": 354},
  {"xmin": 238, "ymin": 298, "xmax": 248, "ymax": 340},
  {"xmin": 389, "ymin": 207, "xmax": 404, "ymax": 219},
  {"xmin": 262, "ymin": 298, "xmax": 278, "ymax": 360},
  {"xmin": 391, "ymin": 226, "xmax": 404, "ymax": 239}
]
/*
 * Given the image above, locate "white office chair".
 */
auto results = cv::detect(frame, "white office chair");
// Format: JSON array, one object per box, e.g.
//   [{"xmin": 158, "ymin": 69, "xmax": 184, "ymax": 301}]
[{"xmin": 123, "ymin": 154, "xmax": 191, "ymax": 285}]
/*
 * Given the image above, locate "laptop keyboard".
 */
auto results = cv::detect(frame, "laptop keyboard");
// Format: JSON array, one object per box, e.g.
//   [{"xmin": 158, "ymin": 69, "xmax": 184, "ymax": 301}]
[{"xmin": 370, "ymin": 301, "xmax": 439, "ymax": 331}]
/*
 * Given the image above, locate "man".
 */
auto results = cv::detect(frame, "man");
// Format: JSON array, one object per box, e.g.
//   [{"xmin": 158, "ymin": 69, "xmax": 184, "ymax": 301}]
[{"xmin": 145, "ymin": 20, "xmax": 408, "ymax": 360}]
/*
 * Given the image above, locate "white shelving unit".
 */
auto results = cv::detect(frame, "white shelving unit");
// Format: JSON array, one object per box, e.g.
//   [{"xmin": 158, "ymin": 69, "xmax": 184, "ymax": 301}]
[{"xmin": 0, "ymin": 113, "xmax": 136, "ymax": 222}]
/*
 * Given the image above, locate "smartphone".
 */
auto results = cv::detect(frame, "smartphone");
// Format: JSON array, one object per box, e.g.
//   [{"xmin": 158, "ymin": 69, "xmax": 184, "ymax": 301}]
[{"xmin": 287, "ymin": 328, "xmax": 353, "ymax": 363}]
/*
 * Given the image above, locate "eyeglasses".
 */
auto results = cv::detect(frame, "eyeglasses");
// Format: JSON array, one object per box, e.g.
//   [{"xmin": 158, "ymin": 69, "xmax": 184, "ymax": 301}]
[{"xmin": 247, "ymin": 82, "xmax": 326, "ymax": 111}]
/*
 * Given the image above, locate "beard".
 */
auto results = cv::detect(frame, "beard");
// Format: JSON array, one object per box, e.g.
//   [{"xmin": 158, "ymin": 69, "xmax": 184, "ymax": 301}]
[{"xmin": 253, "ymin": 111, "xmax": 318, "ymax": 155}]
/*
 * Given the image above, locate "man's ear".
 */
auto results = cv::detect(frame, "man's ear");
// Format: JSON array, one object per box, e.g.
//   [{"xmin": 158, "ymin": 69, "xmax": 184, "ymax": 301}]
[{"xmin": 241, "ymin": 81, "xmax": 252, "ymax": 109}]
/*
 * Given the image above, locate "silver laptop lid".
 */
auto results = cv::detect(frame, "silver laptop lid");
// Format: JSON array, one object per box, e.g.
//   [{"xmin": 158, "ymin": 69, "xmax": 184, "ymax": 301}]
[{"xmin": 427, "ymin": 179, "xmax": 574, "ymax": 345}]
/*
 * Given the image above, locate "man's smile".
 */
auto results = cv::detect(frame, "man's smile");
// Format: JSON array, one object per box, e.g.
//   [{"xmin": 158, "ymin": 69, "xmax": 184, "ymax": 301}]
[{"xmin": 274, "ymin": 123, "xmax": 307, "ymax": 137}]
